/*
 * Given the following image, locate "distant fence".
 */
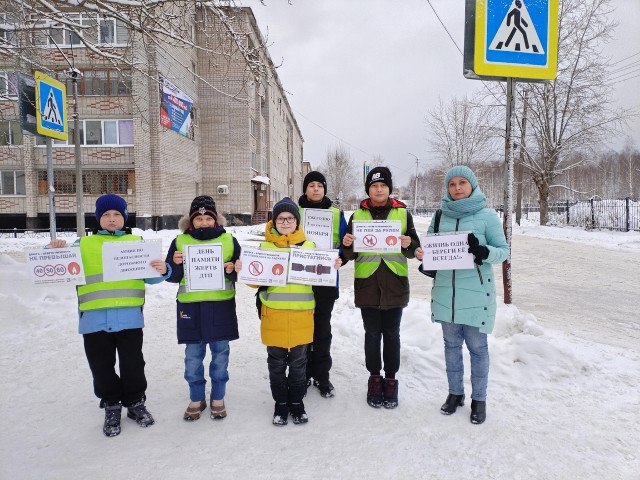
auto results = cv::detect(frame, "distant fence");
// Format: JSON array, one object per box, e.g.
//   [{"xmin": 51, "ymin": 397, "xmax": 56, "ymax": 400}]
[{"xmin": 0, "ymin": 228, "xmax": 92, "ymax": 239}]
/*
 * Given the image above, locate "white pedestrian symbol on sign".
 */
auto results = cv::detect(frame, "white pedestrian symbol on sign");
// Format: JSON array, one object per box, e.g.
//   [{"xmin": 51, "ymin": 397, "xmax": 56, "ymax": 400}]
[
  {"xmin": 42, "ymin": 89, "xmax": 62, "ymax": 125},
  {"xmin": 489, "ymin": 0, "xmax": 544, "ymax": 54}
]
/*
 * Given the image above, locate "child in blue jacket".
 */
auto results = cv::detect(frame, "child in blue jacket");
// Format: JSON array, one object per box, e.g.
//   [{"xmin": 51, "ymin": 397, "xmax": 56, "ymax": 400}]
[{"xmin": 164, "ymin": 196, "xmax": 241, "ymax": 422}]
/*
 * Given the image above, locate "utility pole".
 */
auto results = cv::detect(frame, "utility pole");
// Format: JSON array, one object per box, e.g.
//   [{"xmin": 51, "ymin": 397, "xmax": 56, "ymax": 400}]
[
  {"xmin": 408, "ymin": 153, "xmax": 420, "ymax": 214},
  {"xmin": 68, "ymin": 67, "xmax": 85, "ymax": 236}
]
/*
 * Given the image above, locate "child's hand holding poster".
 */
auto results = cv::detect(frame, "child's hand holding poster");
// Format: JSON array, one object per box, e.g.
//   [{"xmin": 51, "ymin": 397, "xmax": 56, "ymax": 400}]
[{"xmin": 420, "ymin": 232, "xmax": 474, "ymax": 270}]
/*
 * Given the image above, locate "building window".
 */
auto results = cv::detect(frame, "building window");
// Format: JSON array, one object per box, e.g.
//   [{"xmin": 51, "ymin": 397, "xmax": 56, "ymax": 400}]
[
  {"xmin": 36, "ymin": 119, "xmax": 133, "ymax": 146},
  {"xmin": 0, "ymin": 14, "xmax": 19, "ymax": 46},
  {"xmin": 249, "ymin": 117, "xmax": 255, "ymax": 137},
  {"xmin": 0, "ymin": 71, "xmax": 18, "ymax": 99},
  {"xmin": 261, "ymin": 156, "xmax": 267, "ymax": 173},
  {"xmin": 261, "ymin": 125, "xmax": 266, "ymax": 145},
  {"xmin": 45, "ymin": 14, "xmax": 129, "ymax": 48},
  {"xmin": 0, "ymin": 170, "xmax": 26, "ymax": 195},
  {"xmin": 251, "ymin": 151, "xmax": 257, "ymax": 171},
  {"xmin": 0, "ymin": 120, "xmax": 23, "ymax": 145},
  {"xmin": 56, "ymin": 69, "xmax": 131, "ymax": 96},
  {"xmin": 37, "ymin": 169, "xmax": 133, "ymax": 195}
]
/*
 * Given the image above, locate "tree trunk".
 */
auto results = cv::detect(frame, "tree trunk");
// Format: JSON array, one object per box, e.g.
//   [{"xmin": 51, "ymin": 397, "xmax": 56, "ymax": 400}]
[{"xmin": 538, "ymin": 182, "xmax": 550, "ymax": 226}]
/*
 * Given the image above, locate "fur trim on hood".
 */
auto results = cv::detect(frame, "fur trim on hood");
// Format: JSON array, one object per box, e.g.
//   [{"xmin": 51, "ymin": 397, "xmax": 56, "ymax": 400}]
[{"xmin": 178, "ymin": 212, "xmax": 227, "ymax": 232}]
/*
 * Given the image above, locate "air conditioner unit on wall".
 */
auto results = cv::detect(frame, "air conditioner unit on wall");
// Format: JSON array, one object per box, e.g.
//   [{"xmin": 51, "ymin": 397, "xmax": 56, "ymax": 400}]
[{"xmin": 217, "ymin": 185, "xmax": 229, "ymax": 195}]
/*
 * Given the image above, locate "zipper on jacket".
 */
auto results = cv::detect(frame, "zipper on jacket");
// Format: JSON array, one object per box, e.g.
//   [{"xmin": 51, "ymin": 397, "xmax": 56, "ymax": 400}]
[
  {"xmin": 451, "ymin": 219, "xmax": 460, "ymax": 323},
  {"xmin": 476, "ymin": 265, "xmax": 484, "ymax": 284}
]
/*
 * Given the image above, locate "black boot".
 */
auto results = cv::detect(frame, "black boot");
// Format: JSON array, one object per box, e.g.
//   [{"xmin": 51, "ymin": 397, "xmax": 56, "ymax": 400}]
[
  {"xmin": 272, "ymin": 402, "xmax": 288, "ymax": 426},
  {"xmin": 103, "ymin": 402, "xmax": 122, "ymax": 437},
  {"xmin": 382, "ymin": 378, "xmax": 398, "ymax": 409},
  {"xmin": 470, "ymin": 400, "xmax": 486, "ymax": 424},
  {"xmin": 126, "ymin": 398, "xmax": 155, "ymax": 427},
  {"xmin": 367, "ymin": 375, "xmax": 383, "ymax": 408},
  {"xmin": 440, "ymin": 394, "xmax": 465, "ymax": 415},
  {"xmin": 290, "ymin": 401, "xmax": 308, "ymax": 425}
]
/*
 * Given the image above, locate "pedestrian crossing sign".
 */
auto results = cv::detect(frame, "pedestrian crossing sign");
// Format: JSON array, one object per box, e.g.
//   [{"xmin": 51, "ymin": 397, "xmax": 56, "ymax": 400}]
[
  {"xmin": 35, "ymin": 71, "xmax": 68, "ymax": 140},
  {"xmin": 474, "ymin": 0, "xmax": 558, "ymax": 80}
]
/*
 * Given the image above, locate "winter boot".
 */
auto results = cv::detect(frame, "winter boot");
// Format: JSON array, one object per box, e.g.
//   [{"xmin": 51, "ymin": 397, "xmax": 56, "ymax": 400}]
[
  {"xmin": 210, "ymin": 399, "xmax": 227, "ymax": 420},
  {"xmin": 470, "ymin": 400, "xmax": 486, "ymax": 424},
  {"xmin": 313, "ymin": 379, "xmax": 335, "ymax": 398},
  {"xmin": 272, "ymin": 402, "xmax": 288, "ymax": 426},
  {"xmin": 440, "ymin": 393, "xmax": 465, "ymax": 415},
  {"xmin": 184, "ymin": 400, "xmax": 206, "ymax": 421},
  {"xmin": 290, "ymin": 401, "xmax": 308, "ymax": 425},
  {"xmin": 367, "ymin": 374, "xmax": 384, "ymax": 408},
  {"xmin": 382, "ymin": 378, "xmax": 398, "ymax": 409},
  {"xmin": 127, "ymin": 398, "xmax": 155, "ymax": 427},
  {"xmin": 103, "ymin": 402, "xmax": 122, "ymax": 437}
]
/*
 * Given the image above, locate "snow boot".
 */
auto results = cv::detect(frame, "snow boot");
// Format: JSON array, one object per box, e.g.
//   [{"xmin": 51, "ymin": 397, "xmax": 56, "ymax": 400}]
[
  {"xmin": 103, "ymin": 402, "xmax": 122, "ymax": 437},
  {"xmin": 440, "ymin": 393, "xmax": 465, "ymax": 415},
  {"xmin": 272, "ymin": 402, "xmax": 288, "ymax": 426},
  {"xmin": 290, "ymin": 401, "xmax": 308, "ymax": 425},
  {"xmin": 382, "ymin": 378, "xmax": 398, "ymax": 409},
  {"xmin": 184, "ymin": 400, "xmax": 206, "ymax": 421},
  {"xmin": 470, "ymin": 400, "xmax": 486, "ymax": 424},
  {"xmin": 127, "ymin": 398, "xmax": 155, "ymax": 427},
  {"xmin": 210, "ymin": 399, "xmax": 227, "ymax": 420},
  {"xmin": 313, "ymin": 379, "xmax": 335, "ymax": 398},
  {"xmin": 367, "ymin": 374, "xmax": 384, "ymax": 408}
]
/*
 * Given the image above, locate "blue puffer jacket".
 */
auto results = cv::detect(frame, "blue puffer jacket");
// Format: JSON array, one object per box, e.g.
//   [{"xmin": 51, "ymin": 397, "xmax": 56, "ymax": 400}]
[{"xmin": 428, "ymin": 208, "xmax": 509, "ymax": 334}]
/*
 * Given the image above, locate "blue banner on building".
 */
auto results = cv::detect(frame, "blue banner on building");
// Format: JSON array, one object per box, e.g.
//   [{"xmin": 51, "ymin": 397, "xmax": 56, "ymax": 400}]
[{"xmin": 159, "ymin": 75, "xmax": 194, "ymax": 139}]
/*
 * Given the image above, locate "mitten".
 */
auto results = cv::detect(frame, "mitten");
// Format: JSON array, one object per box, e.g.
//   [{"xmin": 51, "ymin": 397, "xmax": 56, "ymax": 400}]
[{"xmin": 467, "ymin": 233, "xmax": 489, "ymax": 265}]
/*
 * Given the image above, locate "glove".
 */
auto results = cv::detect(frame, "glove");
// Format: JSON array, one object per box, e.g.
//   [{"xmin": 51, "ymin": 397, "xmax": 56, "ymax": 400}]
[
  {"xmin": 418, "ymin": 264, "xmax": 436, "ymax": 278},
  {"xmin": 467, "ymin": 233, "xmax": 489, "ymax": 265}
]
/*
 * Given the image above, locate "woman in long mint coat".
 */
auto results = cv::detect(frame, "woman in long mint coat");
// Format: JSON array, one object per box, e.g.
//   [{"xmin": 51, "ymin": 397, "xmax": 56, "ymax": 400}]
[{"xmin": 416, "ymin": 165, "xmax": 509, "ymax": 425}]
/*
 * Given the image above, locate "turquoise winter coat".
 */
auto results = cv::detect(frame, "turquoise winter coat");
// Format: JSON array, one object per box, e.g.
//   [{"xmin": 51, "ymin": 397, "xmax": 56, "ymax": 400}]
[{"xmin": 428, "ymin": 208, "xmax": 509, "ymax": 334}]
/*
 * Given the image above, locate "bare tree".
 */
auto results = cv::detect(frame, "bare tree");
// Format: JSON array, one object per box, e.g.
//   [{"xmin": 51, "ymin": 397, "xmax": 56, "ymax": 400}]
[
  {"xmin": 518, "ymin": 0, "xmax": 636, "ymax": 224},
  {"xmin": 318, "ymin": 144, "xmax": 360, "ymax": 205},
  {"xmin": 425, "ymin": 95, "xmax": 502, "ymax": 169}
]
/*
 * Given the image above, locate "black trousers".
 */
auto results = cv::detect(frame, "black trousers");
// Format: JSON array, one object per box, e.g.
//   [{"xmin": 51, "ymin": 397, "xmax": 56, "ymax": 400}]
[
  {"xmin": 83, "ymin": 328, "xmax": 147, "ymax": 407},
  {"xmin": 267, "ymin": 344, "xmax": 307, "ymax": 405},
  {"xmin": 306, "ymin": 297, "xmax": 336, "ymax": 385},
  {"xmin": 361, "ymin": 307, "xmax": 402, "ymax": 378}
]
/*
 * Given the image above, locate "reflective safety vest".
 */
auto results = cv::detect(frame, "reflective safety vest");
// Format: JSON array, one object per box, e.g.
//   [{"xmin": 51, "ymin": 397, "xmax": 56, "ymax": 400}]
[
  {"xmin": 353, "ymin": 208, "xmax": 408, "ymax": 278},
  {"xmin": 258, "ymin": 241, "xmax": 315, "ymax": 311},
  {"xmin": 175, "ymin": 233, "xmax": 235, "ymax": 303},
  {"xmin": 299, "ymin": 206, "xmax": 342, "ymax": 249},
  {"xmin": 77, "ymin": 234, "xmax": 146, "ymax": 311}
]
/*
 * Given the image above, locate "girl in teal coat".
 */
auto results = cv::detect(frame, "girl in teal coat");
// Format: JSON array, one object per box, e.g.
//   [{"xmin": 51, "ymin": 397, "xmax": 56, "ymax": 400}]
[{"xmin": 416, "ymin": 166, "xmax": 509, "ymax": 424}]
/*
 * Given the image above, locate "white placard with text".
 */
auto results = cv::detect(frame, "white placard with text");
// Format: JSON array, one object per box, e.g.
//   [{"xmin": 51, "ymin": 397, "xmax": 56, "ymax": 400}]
[
  {"xmin": 287, "ymin": 247, "xmax": 339, "ymax": 287},
  {"xmin": 302, "ymin": 208, "xmax": 334, "ymax": 250},
  {"xmin": 102, "ymin": 240, "xmax": 162, "ymax": 282},
  {"xmin": 26, "ymin": 246, "xmax": 86, "ymax": 286},
  {"xmin": 353, "ymin": 220, "xmax": 402, "ymax": 253},
  {"xmin": 236, "ymin": 247, "xmax": 290, "ymax": 287},
  {"xmin": 420, "ymin": 232, "xmax": 474, "ymax": 270},
  {"xmin": 183, "ymin": 244, "xmax": 225, "ymax": 291}
]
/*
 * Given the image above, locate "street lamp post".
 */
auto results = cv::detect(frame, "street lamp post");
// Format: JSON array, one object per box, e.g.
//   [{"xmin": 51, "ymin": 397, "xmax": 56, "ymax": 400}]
[
  {"xmin": 408, "ymin": 153, "xmax": 420, "ymax": 214},
  {"xmin": 68, "ymin": 67, "xmax": 85, "ymax": 236}
]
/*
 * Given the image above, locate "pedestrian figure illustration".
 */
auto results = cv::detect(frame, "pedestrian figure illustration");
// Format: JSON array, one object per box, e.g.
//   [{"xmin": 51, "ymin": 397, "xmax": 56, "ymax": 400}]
[{"xmin": 505, "ymin": 0, "xmax": 529, "ymax": 50}]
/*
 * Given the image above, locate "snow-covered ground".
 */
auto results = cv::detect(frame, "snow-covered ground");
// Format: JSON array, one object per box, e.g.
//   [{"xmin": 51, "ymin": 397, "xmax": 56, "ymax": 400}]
[{"xmin": 1, "ymin": 217, "xmax": 638, "ymax": 479}]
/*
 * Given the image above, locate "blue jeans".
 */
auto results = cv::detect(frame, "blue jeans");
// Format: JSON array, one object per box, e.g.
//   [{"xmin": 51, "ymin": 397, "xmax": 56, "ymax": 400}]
[
  {"xmin": 184, "ymin": 341, "xmax": 230, "ymax": 402},
  {"xmin": 440, "ymin": 322, "xmax": 489, "ymax": 401}
]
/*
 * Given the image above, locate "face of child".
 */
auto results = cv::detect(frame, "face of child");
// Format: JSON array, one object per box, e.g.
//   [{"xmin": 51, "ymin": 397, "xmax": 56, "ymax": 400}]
[
  {"xmin": 100, "ymin": 210, "xmax": 125, "ymax": 232},
  {"xmin": 192, "ymin": 214, "xmax": 216, "ymax": 229},
  {"xmin": 305, "ymin": 181, "xmax": 325, "ymax": 203},
  {"xmin": 448, "ymin": 176, "xmax": 473, "ymax": 200},
  {"xmin": 368, "ymin": 182, "xmax": 390, "ymax": 206},
  {"xmin": 275, "ymin": 213, "xmax": 297, "ymax": 235}
]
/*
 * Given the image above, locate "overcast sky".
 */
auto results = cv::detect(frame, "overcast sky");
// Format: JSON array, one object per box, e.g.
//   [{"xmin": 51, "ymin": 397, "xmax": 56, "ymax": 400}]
[{"xmin": 238, "ymin": 0, "xmax": 640, "ymax": 187}]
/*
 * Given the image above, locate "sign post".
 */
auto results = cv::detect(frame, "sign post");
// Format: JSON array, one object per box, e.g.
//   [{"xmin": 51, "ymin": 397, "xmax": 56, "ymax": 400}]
[{"xmin": 35, "ymin": 72, "xmax": 68, "ymax": 240}]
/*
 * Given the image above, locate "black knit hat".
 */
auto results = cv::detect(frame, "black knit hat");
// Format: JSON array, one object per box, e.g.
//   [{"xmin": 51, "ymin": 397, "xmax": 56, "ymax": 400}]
[
  {"xmin": 189, "ymin": 195, "xmax": 218, "ymax": 222},
  {"xmin": 303, "ymin": 171, "xmax": 327, "ymax": 196},
  {"xmin": 95, "ymin": 194, "xmax": 128, "ymax": 222},
  {"xmin": 272, "ymin": 197, "xmax": 300, "ymax": 226},
  {"xmin": 365, "ymin": 166, "xmax": 393, "ymax": 195}
]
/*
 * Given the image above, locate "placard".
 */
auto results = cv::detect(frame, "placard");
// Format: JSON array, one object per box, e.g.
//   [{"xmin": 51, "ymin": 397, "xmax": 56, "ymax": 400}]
[
  {"xmin": 183, "ymin": 244, "xmax": 225, "ymax": 292},
  {"xmin": 26, "ymin": 246, "xmax": 85, "ymax": 286},
  {"xmin": 287, "ymin": 247, "xmax": 339, "ymax": 287},
  {"xmin": 302, "ymin": 208, "xmax": 334, "ymax": 250},
  {"xmin": 102, "ymin": 240, "xmax": 162, "ymax": 282},
  {"xmin": 353, "ymin": 220, "xmax": 402, "ymax": 253},
  {"xmin": 420, "ymin": 232, "xmax": 475, "ymax": 270},
  {"xmin": 236, "ymin": 247, "xmax": 290, "ymax": 287}
]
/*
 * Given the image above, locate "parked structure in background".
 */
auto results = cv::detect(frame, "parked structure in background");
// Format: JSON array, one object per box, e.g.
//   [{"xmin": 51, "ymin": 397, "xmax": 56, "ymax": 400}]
[{"xmin": 0, "ymin": 6, "xmax": 303, "ymax": 229}]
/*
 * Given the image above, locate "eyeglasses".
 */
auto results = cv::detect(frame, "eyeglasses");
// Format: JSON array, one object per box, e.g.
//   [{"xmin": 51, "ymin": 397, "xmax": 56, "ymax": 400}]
[{"xmin": 276, "ymin": 216, "xmax": 296, "ymax": 224}]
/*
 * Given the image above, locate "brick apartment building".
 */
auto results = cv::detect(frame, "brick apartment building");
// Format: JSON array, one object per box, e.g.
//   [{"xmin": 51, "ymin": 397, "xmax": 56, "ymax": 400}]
[{"xmin": 0, "ymin": 6, "xmax": 303, "ymax": 230}]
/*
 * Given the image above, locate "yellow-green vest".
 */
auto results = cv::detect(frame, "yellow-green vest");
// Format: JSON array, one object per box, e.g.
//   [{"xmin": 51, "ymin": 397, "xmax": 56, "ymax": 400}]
[
  {"xmin": 258, "ymin": 241, "xmax": 315, "ymax": 311},
  {"xmin": 175, "ymin": 233, "xmax": 235, "ymax": 303},
  {"xmin": 299, "ymin": 206, "xmax": 342, "ymax": 249},
  {"xmin": 353, "ymin": 208, "xmax": 408, "ymax": 278},
  {"xmin": 77, "ymin": 234, "xmax": 146, "ymax": 311}
]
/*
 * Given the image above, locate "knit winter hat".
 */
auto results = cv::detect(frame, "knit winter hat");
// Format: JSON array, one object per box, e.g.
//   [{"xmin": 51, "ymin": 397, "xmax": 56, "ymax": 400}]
[
  {"xmin": 272, "ymin": 197, "xmax": 300, "ymax": 225},
  {"xmin": 95, "ymin": 194, "xmax": 128, "ymax": 222},
  {"xmin": 303, "ymin": 171, "xmax": 327, "ymax": 195},
  {"xmin": 189, "ymin": 195, "xmax": 218, "ymax": 222},
  {"xmin": 365, "ymin": 166, "xmax": 393, "ymax": 195},
  {"xmin": 444, "ymin": 165, "xmax": 478, "ymax": 191}
]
